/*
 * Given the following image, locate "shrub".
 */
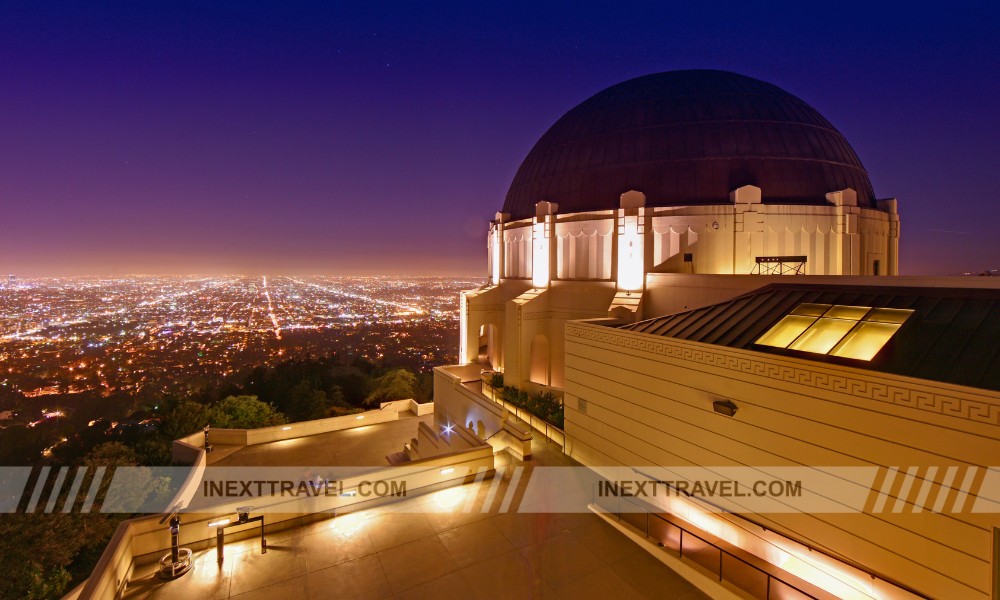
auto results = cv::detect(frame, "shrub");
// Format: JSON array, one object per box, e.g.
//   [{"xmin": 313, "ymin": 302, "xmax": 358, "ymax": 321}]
[
  {"xmin": 500, "ymin": 387, "xmax": 564, "ymax": 429},
  {"xmin": 488, "ymin": 372, "xmax": 504, "ymax": 389}
]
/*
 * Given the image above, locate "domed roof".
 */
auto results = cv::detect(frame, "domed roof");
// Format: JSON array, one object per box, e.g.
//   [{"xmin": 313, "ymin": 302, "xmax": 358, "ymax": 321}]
[{"xmin": 503, "ymin": 70, "xmax": 876, "ymax": 219}]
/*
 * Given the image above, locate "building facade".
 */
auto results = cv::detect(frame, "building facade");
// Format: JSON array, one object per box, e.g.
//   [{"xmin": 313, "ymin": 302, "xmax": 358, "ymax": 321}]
[{"xmin": 435, "ymin": 70, "xmax": 1000, "ymax": 599}]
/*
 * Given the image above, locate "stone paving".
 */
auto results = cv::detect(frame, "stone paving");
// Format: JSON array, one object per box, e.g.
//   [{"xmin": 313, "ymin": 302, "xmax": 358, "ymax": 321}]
[
  {"xmin": 207, "ymin": 414, "xmax": 434, "ymax": 468},
  {"xmin": 125, "ymin": 438, "xmax": 709, "ymax": 600}
]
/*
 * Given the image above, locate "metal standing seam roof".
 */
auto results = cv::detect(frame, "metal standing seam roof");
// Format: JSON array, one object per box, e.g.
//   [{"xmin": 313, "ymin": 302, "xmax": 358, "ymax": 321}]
[
  {"xmin": 503, "ymin": 70, "xmax": 878, "ymax": 220},
  {"xmin": 620, "ymin": 283, "xmax": 1000, "ymax": 392}
]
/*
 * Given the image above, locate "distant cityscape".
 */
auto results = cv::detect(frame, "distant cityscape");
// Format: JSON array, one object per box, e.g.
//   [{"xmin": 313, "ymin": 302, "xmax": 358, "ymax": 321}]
[{"xmin": 0, "ymin": 275, "xmax": 479, "ymax": 400}]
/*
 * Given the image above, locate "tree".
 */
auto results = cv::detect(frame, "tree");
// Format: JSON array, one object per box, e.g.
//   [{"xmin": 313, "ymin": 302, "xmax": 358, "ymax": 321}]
[
  {"xmin": 84, "ymin": 441, "xmax": 138, "ymax": 468},
  {"xmin": 209, "ymin": 395, "xmax": 286, "ymax": 429},
  {"xmin": 286, "ymin": 381, "xmax": 329, "ymax": 422},
  {"xmin": 414, "ymin": 371, "xmax": 434, "ymax": 402},
  {"xmin": 364, "ymin": 369, "xmax": 416, "ymax": 407},
  {"xmin": 0, "ymin": 426, "xmax": 51, "ymax": 465},
  {"xmin": 83, "ymin": 442, "xmax": 173, "ymax": 514},
  {"xmin": 327, "ymin": 384, "xmax": 346, "ymax": 408},
  {"xmin": 0, "ymin": 514, "xmax": 81, "ymax": 600},
  {"xmin": 131, "ymin": 436, "xmax": 173, "ymax": 466},
  {"xmin": 0, "ymin": 441, "xmax": 162, "ymax": 600},
  {"xmin": 159, "ymin": 400, "xmax": 210, "ymax": 440}
]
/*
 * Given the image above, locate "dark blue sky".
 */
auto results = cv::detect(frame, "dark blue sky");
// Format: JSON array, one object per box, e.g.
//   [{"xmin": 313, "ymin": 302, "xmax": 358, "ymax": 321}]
[{"xmin": 2, "ymin": 2, "xmax": 998, "ymax": 275}]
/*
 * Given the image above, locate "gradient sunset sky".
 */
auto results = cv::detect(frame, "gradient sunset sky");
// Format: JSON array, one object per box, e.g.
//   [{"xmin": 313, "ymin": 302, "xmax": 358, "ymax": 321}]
[{"xmin": 2, "ymin": 2, "xmax": 998, "ymax": 276}]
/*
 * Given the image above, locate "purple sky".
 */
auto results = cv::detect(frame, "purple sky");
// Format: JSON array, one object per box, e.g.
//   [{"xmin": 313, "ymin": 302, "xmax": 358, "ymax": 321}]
[{"xmin": 1, "ymin": 2, "xmax": 998, "ymax": 276}]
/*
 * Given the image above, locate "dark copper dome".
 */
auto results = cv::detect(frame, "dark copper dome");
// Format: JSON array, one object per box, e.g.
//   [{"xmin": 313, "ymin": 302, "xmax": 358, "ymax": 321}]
[{"xmin": 503, "ymin": 70, "xmax": 876, "ymax": 219}]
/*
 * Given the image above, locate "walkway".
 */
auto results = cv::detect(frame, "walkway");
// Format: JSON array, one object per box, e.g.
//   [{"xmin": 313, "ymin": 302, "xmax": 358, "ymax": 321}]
[
  {"xmin": 124, "ymin": 432, "xmax": 708, "ymax": 600},
  {"xmin": 207, "ymin": 414, "xmax": 433, "ymax": 467}
]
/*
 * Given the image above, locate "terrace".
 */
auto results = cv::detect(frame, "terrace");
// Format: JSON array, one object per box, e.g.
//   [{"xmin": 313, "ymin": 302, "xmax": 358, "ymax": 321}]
[{"xmin": 117, "ymin": 438, "xmax": 711, "ymax": 600}]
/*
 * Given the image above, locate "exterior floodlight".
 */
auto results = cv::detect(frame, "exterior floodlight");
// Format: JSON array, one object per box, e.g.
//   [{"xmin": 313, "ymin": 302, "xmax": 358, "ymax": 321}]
[
  {"xmin": 281, "ymin": 426, "xmax": 292, "ymax": 431},
  {"xmin": 712, "ymin": 399, "xmax": 739, "ymax": 417},
  {"xmin": 237, "ymin": 506, "xmax": 253, "ymax": 522},
  {"xmin": 442, "ymin": 423, "xmax": 455, "ymax": 434}
]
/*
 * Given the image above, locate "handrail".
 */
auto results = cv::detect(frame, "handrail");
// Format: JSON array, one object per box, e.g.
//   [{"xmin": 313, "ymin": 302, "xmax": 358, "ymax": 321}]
[
  {"xmin": 625, "ymin": 470, "xmax": 928, "ymax": 600},
  {"xmin": 481, "ymin": 382, "xmax": 566, "ymax": 445},
  {"xmin": 676, "ymin": 519, "xmax": 819, "ymax": 599},
  {"xmin": 604, "ymin": 492, "xmax": 832, "ymax": 600}
]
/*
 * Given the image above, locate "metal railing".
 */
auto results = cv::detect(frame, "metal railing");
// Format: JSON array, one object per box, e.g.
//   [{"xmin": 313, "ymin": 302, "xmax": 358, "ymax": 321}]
[
  {"xmin": 596, "ymin": 490, "xmax": 825, "ymax": 600},
  {"xmin": 480, "ymin": 380, "xmax": 565, "ymax": 447}
]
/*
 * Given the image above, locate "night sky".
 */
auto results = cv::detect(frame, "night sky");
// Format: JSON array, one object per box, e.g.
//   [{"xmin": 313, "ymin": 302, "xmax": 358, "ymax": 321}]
[{"xmin": 2, "ymin": 2, "xmax": 998, "ymax": 276}]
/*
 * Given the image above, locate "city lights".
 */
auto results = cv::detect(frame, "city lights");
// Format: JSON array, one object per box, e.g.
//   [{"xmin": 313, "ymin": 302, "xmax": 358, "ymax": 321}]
[{"xmin": 0, "ymin": 275, "xmax": 477, "ymax": 399}]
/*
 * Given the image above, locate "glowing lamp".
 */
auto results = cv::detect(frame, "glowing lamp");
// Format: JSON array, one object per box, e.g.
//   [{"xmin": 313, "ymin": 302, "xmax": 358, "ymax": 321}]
[{"xmin": 617, "ymin": 213, "xmax": 644, "ymax": 291}]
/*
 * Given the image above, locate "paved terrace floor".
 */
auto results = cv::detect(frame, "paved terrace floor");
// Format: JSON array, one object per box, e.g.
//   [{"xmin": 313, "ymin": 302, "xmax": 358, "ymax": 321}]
[
  {"xmin": 127, "ymin": 439, "xmax": 709, "ymax": 600},
  {"xmin": 207, "ymin": 414, "xmax": 434, "ymax": 467}
]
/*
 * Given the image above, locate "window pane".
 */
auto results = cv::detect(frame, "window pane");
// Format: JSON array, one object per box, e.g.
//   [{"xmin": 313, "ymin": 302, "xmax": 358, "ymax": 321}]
[
  {"xmin": 823, "ymin": 305, "xmax": 870, "ymax": 320},
  {"xmin": 788, "ymin": 318, "xmax": 856, "ymax": 354},
  {"xmin": 865, "ymin": 308, "xmax": 913, "ymax": 324},
  {"xmin": 831, "ymin": 322, "xmax": 900, "ymax": 360},
  {"xmin": 755, "ymin": 315, "xmax": 816, "ymax": 348},
  {"xmin": 790, "ymin": 303, "xmax": 830, "ymax": 317}
]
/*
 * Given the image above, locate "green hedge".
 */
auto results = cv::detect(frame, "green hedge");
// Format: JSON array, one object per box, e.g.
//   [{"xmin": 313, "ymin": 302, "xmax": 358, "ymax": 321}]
[{"xmin": 499, "ymin": 386, "xmax": 563, "ymax": 429}]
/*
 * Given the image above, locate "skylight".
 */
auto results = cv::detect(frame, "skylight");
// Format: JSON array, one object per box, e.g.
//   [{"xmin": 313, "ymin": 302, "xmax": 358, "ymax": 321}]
[{"xmin": 755, "ymin": 304, "xmax": 913, "ymax": 361}]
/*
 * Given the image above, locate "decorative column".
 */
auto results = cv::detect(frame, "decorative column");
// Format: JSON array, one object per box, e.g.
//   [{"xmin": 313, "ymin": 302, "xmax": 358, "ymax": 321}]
[
  {"xmin": 827, "ymin": 189, "xmax": 859, "ymax": 276},
  {"xmin": 532, "ymin": 201, "xmax": 557, "ymax": 288},
  {"xmin": 617, "ymin": 191, "xmax": 646, "ymax": 292},
  {"xmin": 731, "ymin": 185, "xmax": 763, "ymax": 274},
  {"xmin": 877, "ymin": 198, "xmax": 900, "ymax": 276},
  {"xmin": 489, "ymin": 212, "xmax": 509, "ymax": 285}
]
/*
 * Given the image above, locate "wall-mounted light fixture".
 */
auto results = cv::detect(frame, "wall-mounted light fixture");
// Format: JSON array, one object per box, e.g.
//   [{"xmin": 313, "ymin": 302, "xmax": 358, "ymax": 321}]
[{"xmin": 712, "ymin": 399, "xmax": 739, "ymax": 417}]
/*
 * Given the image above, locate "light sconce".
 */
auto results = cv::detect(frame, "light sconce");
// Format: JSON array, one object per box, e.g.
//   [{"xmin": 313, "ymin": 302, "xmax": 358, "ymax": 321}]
[{"xmin": 712, "ymin": 399, "xmax": 739, "ymax": 417}]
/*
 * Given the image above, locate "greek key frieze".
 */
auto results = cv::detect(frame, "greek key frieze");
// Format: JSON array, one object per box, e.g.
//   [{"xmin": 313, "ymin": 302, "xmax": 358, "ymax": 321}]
[{"xmin": 565, "ymin": 324, "xmax": 1000, "ymax": 426}]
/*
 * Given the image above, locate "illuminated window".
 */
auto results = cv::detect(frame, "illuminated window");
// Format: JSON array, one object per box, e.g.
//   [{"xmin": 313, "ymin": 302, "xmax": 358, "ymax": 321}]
[
  {"xmin": 788, "ymin": 317, "xmax": 856, "ymax": 354},
  {"xmin": 754, "ymin": 315, "xmax": 816, "ymax": 348},
  {"xmin": 756, "ymin": 304, "xmax": 913, "ymax": 361}
]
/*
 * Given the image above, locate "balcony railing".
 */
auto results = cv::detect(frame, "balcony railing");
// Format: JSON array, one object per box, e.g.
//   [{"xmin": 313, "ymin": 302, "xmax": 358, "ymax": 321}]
[
  {"xmin": 480, "ymin": 372, "xmax": 565, "ymax": 447},
  {"xmin": 595, "ymin": 490, "xmax": 837, "ymax": 600}
]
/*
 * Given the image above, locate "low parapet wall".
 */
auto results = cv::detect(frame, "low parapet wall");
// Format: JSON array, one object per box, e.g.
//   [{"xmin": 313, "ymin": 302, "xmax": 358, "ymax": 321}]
[
  {"xmin": 72, "ymin": 400, "xmax": 444, "ymax": 600},
  {"xmin": 203, "ymin": 400, "xmax": 432, "ymax": 449},
  {"xmin": 170, "ymin": 400, "xmax": 433, "ymax": 461},
  {"xmin": 71, "ymin": 443, "xmax": 492, "ymax": 600}
]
